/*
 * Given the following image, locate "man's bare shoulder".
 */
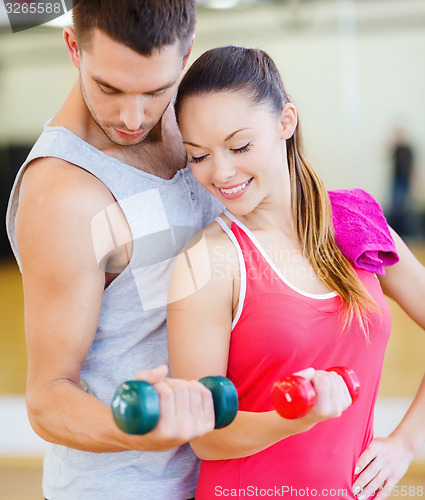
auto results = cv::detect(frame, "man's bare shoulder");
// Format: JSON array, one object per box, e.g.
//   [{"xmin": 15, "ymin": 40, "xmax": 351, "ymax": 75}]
[
  {"xmin": 19, "ymin": 156, "xmax": 115, "ymax": 214},
  {"xmin": 16, "ymin": 157, "xmax": 129, "ymax": 274}
]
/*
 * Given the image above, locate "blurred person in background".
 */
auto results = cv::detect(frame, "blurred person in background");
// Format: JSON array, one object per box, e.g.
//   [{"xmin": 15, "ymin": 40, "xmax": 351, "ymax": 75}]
[{"xmin": 389, "ymin": 126, "xmax": 415, "ymax": 236}]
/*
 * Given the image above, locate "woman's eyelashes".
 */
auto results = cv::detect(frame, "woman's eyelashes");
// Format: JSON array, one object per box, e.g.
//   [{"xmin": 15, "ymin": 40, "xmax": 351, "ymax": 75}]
[
  {"xmin": 231, "ymin": 142, "xmax": 252, "ymax": 154},
  {"xmin": 187, "ymin": 142, "xmax": 252, "ymax": 164},
  {"xmin": 188, "ymin": 153, "xmax": 209, "ymax": 164}
]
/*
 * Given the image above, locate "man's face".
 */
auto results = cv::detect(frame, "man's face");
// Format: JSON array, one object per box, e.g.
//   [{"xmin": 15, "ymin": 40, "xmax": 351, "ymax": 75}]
[{"xmin": 77, "ymin": 29, "xmax": 186, "ymax": 145}]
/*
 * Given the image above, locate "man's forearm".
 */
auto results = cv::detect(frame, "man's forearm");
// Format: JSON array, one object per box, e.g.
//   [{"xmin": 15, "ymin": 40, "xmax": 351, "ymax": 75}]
[{"xmin": 27, "ymin": 380, "xmax": 177, "ymax": 453}]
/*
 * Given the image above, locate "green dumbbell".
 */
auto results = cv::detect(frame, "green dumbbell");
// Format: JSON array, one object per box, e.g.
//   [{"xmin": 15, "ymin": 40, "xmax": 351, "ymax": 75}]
[{"xmin": 111, "ymin": 375, "xmax": 238, "ymax": 435}]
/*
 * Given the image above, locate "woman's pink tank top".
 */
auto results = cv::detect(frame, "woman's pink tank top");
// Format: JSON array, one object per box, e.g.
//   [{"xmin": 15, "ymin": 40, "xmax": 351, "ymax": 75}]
[{"xmin": 195, "ymin": 211, "xmax": 391, "ymax": 499}]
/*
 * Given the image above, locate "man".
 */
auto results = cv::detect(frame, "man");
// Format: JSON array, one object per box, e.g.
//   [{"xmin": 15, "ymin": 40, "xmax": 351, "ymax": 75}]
[{"xmin": 6, "ymin": 1, "xmax": 221, "ymax": 499}]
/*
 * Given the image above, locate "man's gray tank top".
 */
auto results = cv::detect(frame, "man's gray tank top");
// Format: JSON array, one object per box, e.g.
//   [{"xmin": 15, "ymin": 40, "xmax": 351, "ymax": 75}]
[{"xmin": 6, "ymin": 124, "xmax": 223, "ymax": 500}]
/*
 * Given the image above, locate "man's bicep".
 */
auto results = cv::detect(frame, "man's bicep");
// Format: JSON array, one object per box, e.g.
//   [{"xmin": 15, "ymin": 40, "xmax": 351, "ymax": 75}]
[{"xmin": 16, "ymin": 181, "xmax": 106, "ymax": 387}]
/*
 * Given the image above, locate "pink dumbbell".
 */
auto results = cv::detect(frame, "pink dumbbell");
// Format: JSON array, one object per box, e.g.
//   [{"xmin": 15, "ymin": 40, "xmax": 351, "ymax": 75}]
[{"xmin": 271, "ymin": 366, "xmax": 360, "ymax": 419}]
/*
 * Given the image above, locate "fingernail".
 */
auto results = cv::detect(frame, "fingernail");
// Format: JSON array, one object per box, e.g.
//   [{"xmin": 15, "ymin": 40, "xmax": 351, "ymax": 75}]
[
  {"xmin": 354, "ymin": 466, "xmax": 360, "ymax": 474},
  {"xmin": 353, "ymin": 486, "xmax": 361, "ymax": 495},
  {"xmin": 353, "ymin": 486, "xmax": 365, "ymax": 499}
]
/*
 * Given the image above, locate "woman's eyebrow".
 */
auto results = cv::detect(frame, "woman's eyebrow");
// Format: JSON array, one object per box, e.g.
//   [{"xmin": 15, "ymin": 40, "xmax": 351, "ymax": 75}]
[
  {"xmin": 224, "ymin": 128, "xmax": 252, "ymax": 141},
  {"xmin": 183, "ymin": 128, "xmax": 253, "ymax": 148}
]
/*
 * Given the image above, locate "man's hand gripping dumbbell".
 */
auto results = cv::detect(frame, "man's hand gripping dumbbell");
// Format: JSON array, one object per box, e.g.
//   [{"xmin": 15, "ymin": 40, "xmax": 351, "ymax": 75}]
[{"xmin": 112, "ymin": 368, "xmax": 238, "ymax": 435}]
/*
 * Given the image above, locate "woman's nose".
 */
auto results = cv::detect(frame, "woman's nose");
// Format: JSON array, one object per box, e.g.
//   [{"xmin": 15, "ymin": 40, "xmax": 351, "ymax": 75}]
[{"xmin": 212, "ymin": 155, "xmax": 237, "ymax": 185}]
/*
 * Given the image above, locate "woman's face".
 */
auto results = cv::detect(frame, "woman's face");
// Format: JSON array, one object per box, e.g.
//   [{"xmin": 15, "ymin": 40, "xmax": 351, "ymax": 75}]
[{"xmin": 178, "ymin": 91, "xmax": 296, "ymax": 217}]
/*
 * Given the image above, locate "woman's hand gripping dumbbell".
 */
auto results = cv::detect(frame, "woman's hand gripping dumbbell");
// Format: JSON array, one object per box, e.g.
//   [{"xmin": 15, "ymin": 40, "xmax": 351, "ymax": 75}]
[
  {"xmin": 112, "ymin": 374, "xmax": 239, "ymax": 435},
  {"xmin": 271, "ymin": 366, "xmax": 360, "ymax": 419}
]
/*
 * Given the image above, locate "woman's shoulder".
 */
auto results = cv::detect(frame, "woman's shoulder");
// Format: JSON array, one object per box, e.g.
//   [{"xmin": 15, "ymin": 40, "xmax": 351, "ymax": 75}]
[
  {"xmin": 328, "ymin": 188, "xmax": 388, "ymax": 237},
  {"xmin": 175, "ymin": 214, "xmax": 238, "ymax": 269},
  {"xmin": 328, "ymin": 188, "xmax": 398, "ymax": 275},
  {"xmin": 168, "ymin": 214, "xmax": 238, "ymax": 305},
  {"xmin": 328, "ymin": 188, "xmax": 380, "ymax": 210},
  {"xmin": 202, "ymin": 213, "xmax": 237, "ymax": 244}
]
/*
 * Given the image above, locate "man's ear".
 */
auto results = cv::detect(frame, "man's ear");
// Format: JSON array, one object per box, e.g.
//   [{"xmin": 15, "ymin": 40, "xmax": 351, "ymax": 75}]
[
  {"xmin": 64, "ymin": 27, "xmax": 81, "ymax": 70},
  {"xmin": 280, "ymin": 102, "xmax": 298, "ymax": 140},
  {"xmin": 182, "ymin": 35, "xmax": 195, "ymax": 69}
]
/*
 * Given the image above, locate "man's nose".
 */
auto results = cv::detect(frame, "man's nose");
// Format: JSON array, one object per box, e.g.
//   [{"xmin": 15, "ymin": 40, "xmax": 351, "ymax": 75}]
[{"xmin": 119, "ymin": 96, "xmax": 145, "ymax": 131}]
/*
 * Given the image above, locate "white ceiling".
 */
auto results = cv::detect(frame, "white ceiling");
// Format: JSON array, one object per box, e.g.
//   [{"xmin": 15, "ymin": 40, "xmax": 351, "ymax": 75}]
[{"xmin": 1, "ymin": 0, "xmax": 424, "ymax": 32}]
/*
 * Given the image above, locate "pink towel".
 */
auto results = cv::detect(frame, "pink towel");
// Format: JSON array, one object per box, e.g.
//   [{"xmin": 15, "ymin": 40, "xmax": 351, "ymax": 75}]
[{"xmin": 329, "ymin": 189, "xmax": 399, "ymax": 275}]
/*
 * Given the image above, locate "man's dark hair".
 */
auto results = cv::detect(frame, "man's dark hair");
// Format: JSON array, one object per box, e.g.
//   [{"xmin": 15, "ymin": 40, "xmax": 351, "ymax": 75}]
[{"xmin": 72, "ymin": 0, "xmax": 196, "ymax": 55}]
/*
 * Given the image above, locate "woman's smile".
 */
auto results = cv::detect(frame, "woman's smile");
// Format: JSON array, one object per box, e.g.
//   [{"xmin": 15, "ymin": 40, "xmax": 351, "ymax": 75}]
[{"xmin": 216, "ymin": 178, "xmax": 254, "ymax": 199}]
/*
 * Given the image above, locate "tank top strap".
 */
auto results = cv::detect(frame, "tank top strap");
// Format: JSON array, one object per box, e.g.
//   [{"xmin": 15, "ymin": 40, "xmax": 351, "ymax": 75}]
[
  {"xmin": 217, "ymin": 210, "xmax": 338, "ymax": 302},
  {"xmin": 221, "ymin": 209, "xmax": 267, "ymax": 263},
  {"xmin": 214, "ymin": 215, "xmax": 246, "ymax": 329}
]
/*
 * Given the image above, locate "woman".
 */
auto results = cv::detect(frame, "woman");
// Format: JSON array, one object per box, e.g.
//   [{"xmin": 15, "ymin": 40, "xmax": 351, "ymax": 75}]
[{"xmin": 167, "ymin": 46, "xmax": 425, "ymax": 499}]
